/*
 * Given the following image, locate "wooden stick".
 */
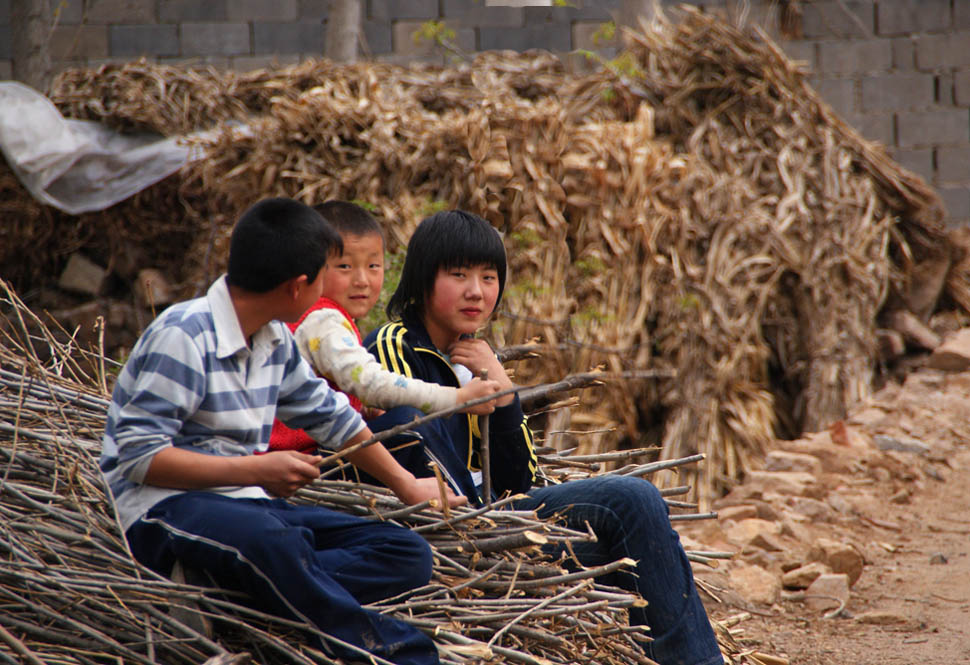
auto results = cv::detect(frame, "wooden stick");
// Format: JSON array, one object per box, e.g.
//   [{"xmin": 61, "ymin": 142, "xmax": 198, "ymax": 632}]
[{"xmin": 479, "ymin": 368, "xmax": 492, "ymax": 505}]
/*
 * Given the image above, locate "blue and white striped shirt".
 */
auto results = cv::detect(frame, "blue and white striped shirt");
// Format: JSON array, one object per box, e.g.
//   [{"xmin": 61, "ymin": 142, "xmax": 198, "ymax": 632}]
[{"xmin": 100, "ymin": 275, "xmax": 365, "ymax": 532}]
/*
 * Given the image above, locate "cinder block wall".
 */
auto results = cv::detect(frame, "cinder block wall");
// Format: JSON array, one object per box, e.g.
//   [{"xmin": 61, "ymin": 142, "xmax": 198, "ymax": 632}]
[{"xmin": 0, "ymin": 0, "xmax": 967, "ymax": 226}]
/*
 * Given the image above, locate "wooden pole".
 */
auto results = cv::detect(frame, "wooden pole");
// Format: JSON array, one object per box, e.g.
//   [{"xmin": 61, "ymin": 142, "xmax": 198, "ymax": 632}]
[{"xmin": 480, "ymin": 368, "xmax": 491, "ymax": 505}]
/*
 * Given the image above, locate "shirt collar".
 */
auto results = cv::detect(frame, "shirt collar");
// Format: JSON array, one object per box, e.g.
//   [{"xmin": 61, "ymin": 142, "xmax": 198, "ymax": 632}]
[{"xmin": 207, "ymin": 275, "xmax": 285, "ymax": 359}]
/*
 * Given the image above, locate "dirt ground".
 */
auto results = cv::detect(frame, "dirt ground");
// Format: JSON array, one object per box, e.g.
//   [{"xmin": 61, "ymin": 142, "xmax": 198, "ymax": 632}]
[{"xmin": 682, "ymin": 367, "xmax": 970, "ymax": 664}]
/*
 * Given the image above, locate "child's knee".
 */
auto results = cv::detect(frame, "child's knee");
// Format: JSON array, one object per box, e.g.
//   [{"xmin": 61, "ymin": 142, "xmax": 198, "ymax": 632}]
[
  {"xmin": 597, "ymin": 475, "xmax": 669, "ymax": 524},
  {"xmin": 400, "ymin": 529, "xmax": 434, "ymax": 583}
]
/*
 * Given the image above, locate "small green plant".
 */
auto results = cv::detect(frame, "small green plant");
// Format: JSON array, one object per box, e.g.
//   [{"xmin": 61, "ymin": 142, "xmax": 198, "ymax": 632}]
[
  {"xmin": 413, "ymin": 20, "xmax": 456, "ymax": 47},
  {"xmin": 574, "ymin": 44, "xmax": 645, "ymax": 82},
  {"xmin": 571, "ymin": 306, "xmax": 609, "ymax": 327},
  {"xmin": 608, "ymin": 51, "xmax": 644, "ymax": 79},
  {"xmin": 350, "ymin": 199, "xmax": 379, "ymax": 213},
  {"xmin": 509, "ymin": 228, "xmax": 543, "ymax": 248},
  {"xmin": 417, "ymin": 197, "xmax": 449, "ymax": 218},
  {"xmin": 592, "ymin": 21, "xmax": 615, "ymax": 46},
  {"xmin": 677, "ymin": 293, "xmax": 701, "ymax": 310},
  {"xmin": 574, "ymin": 255, "xmax": 607, "ymax": 276},
  {"xmin": 507, "ymin": 278, "xmax": 548, "ymax": 300}
]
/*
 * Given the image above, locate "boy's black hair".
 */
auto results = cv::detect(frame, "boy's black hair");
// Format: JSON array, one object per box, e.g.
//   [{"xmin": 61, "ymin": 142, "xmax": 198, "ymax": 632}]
[
  {"xmin": 314, "ymin": 200, "xmax": 384, "ymax": 243},
  {"xmin": 227, "ymin": 197, "xmax": 343, "ymax": 293},
  {"xmin": 387, "ymin": 209, "xmax": 507, "ymax": 320}
]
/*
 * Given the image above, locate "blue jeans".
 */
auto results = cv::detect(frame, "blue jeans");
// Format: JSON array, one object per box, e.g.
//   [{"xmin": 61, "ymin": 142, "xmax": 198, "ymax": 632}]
[
  {"xmin": 513, "ymin": 476, "xmax": 722, "ymax": 665},
  {"xmin": 127, "ymin": 492, "xmax": 439, "ymax": 665}
]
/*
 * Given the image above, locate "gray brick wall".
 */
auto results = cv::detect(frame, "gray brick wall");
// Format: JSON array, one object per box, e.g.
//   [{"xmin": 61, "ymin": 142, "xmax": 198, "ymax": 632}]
[
  {"xmin": 0, "ymin": 0, "xmax": 967, "ymax": 226},
  {"xmin": 254, "ymin": 22, "xmax": 325, "ymax": 55},
  {"xmin": 801, "ymin": 1, "xmax": 875, "ymax": 40},
  {"xmin": 860, "ymin": 72, "xmax": 935, "ymax": 111},
  {"xmin": 877, "ymin": 0, "xmax": 951, "ymax": 36},
  {"xmin": 817, "ymin": 39, "xmax": 893, "ymax": 74},
  {"xmin": 110, "ymin": 24, "xmax": 179, "ymax": 57},
  {"xmin": 159, "ymin": 1, "xmax": 227, "ymax": 23},
  {"xmin": 181, "ymin": 22, "xmax": 251, "ymax": 56}
]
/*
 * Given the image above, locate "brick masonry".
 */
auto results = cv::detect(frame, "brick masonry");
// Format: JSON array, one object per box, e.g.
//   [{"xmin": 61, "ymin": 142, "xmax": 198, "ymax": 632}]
[{"xmin": 0, "ymin": 0, "xmax": 967, "ymax": 226}]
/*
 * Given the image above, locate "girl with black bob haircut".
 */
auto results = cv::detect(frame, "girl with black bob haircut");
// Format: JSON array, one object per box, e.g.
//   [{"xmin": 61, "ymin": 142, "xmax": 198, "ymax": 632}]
[
  {"xmin": 386, "ymin": 209, "xmax": 507, "ymax": 321},
  {"xmin": 227, "ymin": 197, "xmax": 343, "ymax": 294},
  {"xmin": 366, "ymin": 209, "xmax": 723, "ymax": 665}
]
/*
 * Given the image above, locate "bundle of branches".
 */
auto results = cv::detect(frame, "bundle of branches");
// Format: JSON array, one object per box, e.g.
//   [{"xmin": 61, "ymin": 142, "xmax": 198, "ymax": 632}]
[
  {"xmin": 0, "ymin": 280, "xmax": 750, "ymax": 665},
  {"xmin": 11, "ymin": 8, "xmax": 951, "ymax": 504}
]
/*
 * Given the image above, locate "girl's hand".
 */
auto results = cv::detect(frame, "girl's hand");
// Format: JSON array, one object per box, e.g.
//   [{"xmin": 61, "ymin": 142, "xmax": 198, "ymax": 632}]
[
  {"xmin": 449, "ymin": 339, "xmax": 514, "ymax": 406},
  {"xmin": 395, "ymin": 475, "xmax": 468, "ymax": 509},
  {"xmin": 455, "ymin": 377, "xmax": 500, "ymax": 414}
]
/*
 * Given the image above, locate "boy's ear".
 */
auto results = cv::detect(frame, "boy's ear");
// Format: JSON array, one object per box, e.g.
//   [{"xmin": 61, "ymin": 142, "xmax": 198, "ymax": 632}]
[{"xmin": 282, "ymin": 274, "xmax": 309, "ymax": 301}]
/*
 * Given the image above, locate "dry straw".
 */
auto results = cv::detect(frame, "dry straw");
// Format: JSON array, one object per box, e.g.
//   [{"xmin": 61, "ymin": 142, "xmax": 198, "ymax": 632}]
[{"xmin": 3, "ymin": 8, "xmax": 955, "ymax": 508}]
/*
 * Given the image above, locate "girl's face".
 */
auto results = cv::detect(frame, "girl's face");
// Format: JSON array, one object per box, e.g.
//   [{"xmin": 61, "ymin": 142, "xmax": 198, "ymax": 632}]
[
  {"xmin": 423, "ymin": 263, "xmax": 500, "ymax": 349},
  {"xmin": 321, "ymin": 232, "xmax": 385, "ymax": 320}
]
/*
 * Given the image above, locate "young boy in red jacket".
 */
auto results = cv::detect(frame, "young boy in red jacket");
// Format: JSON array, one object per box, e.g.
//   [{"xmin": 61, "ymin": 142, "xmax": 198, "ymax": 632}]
[{"xmin": 269, "ymin": 200, "xmax": 500, "ymax": 454}]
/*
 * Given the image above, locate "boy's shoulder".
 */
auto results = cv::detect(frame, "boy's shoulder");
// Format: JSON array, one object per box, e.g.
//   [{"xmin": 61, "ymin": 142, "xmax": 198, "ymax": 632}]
[{"xmin": 143, "ymin": 295, "xmax": 213, "ymax": 338}]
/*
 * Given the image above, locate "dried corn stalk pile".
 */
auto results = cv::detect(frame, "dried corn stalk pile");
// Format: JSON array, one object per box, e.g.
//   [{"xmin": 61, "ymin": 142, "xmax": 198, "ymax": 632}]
[
  {"xmin": 7, "ymin": 9, "xmax": 947, "ymax": 504},
  {"xmin": 0, "ymin": 280, "xmax": 747, "ymax": 665}
]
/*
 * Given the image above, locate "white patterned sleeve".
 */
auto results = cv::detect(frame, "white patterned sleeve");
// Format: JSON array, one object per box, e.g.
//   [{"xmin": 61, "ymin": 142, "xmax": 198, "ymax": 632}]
[{"xmin": 295, "ymin": 309, "xmax": 456, "ymax": 414}]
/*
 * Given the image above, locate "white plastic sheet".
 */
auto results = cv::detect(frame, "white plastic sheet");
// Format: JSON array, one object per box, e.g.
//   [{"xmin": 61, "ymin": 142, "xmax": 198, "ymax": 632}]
[{"xmin": 0, "ymin": 81, "xmax": 201, "ymax": 215}]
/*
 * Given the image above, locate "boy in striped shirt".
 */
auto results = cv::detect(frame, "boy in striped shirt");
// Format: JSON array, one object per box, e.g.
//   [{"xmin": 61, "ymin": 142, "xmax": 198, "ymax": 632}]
[{"xmin": 99, "ymin": 197, "xmax": 462, "ymax": 665}]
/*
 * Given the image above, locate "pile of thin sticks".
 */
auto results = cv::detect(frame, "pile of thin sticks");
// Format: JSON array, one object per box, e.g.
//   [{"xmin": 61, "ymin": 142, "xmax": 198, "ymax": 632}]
[{"xmin": 0, "ymin": 280, "xmax": 744, "ymax": 665}]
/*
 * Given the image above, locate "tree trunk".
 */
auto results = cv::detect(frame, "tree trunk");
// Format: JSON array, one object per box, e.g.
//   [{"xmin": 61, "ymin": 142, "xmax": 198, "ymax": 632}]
[
  {"xmin": 11, "ymin": 0, "xmax": 52, "ymax": 93},
  {"xmin": 325, "ymin": 0, "xmax": 362, "ymax": 63}
]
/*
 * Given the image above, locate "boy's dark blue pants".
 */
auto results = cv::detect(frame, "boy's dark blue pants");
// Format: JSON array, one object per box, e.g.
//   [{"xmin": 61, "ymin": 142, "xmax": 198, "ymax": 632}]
[{"xmin": 126, "ymin": 492, "xmax": 439, "ymax": 665}]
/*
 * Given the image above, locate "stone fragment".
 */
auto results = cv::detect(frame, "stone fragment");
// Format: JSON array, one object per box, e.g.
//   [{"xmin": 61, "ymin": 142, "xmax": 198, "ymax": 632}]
[
  {"xmin": 778, "ymin": 516, "xmax": 812, "ymax": 543},
  {"xmin": 825, "ymin": 493, "xmax": 853, "ymax": 514},
  {"xmin": 136, "ymin": 268, "xmax": 175, "ymax": 307},
  {"xmin": 890, "ymin": 488, "xmax": 911, "ymax": 504},
  {"xmin": 58, "ymin": 253, "xmax": 106, "ymax": 296},
  {"xmin": 927, "ymin": 328, "xmax": 970, "ymax": 371},
  {"xmin": 781, "ymin": 561, "xmax": 830, "ymax": 589},
  {"xmin": 717, "ymin": 504, "xmax": 758, "ymax": 523},
  {"xmin": 855, "ymin": 610, "xmax": 910, "ymax": 626},
  {"xmin": 746, "ymin": 531, "xmax": 786, "ymax": 553},
  {"xmin": 929, "ymin": 552, "xmax": 948, "ymax": 565},
  {"xmin": 804, "ymin": 573, "xmax": 850, "ymax": 612},
  {"xmin": 725, "ymin": 518, "xmax": 781, "ymax": 549},
  {"xmin": 786, "ymin": 496, "xmax": 833, "ymax": 521},
  {"xmin": 745, "ymin": 471, "xmax": 820, "ymax": 498},
  {"xmin": 752, "ymin": 501, "xmax": 780, "ymax": 521},
  {"xmin": 728, "ymin": 562, "xmax": 781, "ymax": 605},
  {"xmin": 884, "ymin": 309, "xmax": 941, "ymax": 350},
  {"xmin": 848, "ymin": 407, "xmax": 888, "ymax": 429},
  {"xmin": 765, "ymin": 450, "xmax": 823, "ymax": 475},
  {"xmin": 874, "ymin": 435, "xmax": 930, "ymax": 456},
  {"xmin": 827, "ymin": 421, "xmax": 871, "ymax": 450},
  {"xmin": 808, "ymin": 538, "xmax": 864, "ymax": 586}
]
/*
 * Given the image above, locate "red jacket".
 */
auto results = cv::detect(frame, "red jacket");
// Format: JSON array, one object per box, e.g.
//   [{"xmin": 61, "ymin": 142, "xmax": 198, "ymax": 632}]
[{"xmin": 269, "ymin": 297, "xmax": 363, "ymax": 454}]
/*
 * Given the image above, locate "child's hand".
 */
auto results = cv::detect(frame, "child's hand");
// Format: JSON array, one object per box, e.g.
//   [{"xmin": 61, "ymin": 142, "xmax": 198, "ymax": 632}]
[
  {"xmin": 456, "ymin": 377, "xmax": 500, "ymax": 414},
  {"xmin": 397, "ymin": 476, "xmax": 468, "ymax": 509},
  {"xmin": 448, "ymin": 339, "xmax": 514, "ymax": 406},
  {"xmin": 254, "ymin": 450, "xmax": 322, "ymax": 497}
]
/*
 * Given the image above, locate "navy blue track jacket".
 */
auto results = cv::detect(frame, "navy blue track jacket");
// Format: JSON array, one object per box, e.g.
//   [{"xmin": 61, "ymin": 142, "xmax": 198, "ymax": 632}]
[{"xmin": 364, "ymin": 314, "xmax": 537, "ymax": 505}]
